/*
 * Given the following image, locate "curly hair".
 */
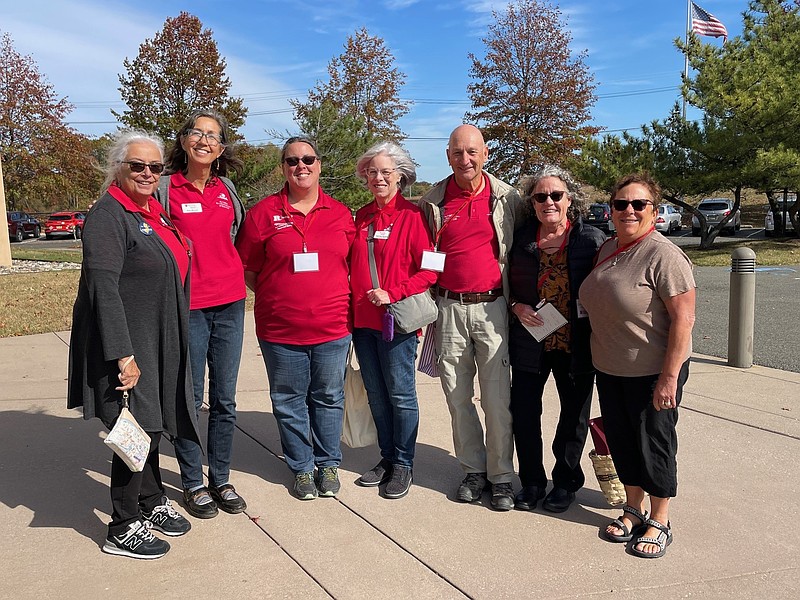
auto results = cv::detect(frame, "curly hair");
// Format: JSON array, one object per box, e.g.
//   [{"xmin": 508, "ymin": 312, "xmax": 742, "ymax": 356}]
[{"xmin": 519, "ymin": 164, "xmax": 587, "ymax": 224}]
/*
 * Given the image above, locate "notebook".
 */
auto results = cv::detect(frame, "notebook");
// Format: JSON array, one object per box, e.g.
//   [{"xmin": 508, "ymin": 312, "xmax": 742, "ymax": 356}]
[{"xmin": 522, "ymin": 302, "xmax": 568, "ymax": 342}]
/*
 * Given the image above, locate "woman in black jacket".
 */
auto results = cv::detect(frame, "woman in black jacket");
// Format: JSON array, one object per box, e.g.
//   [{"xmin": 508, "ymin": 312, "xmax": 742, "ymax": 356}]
[{"xmin": 508, "ymin": 165, "xmax": 605, "ymax": 513}]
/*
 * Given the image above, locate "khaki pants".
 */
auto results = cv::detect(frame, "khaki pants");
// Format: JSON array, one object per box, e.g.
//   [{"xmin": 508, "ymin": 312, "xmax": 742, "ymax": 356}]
[{"xmin": 435, "ymin": 297, "xmax": 514, "ymax": 484}]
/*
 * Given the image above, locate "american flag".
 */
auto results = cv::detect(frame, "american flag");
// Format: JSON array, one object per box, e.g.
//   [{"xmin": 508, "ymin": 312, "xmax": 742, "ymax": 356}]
[{"xmin": 691, "ymin": 2, "xmax": 728, "ymax": 40}]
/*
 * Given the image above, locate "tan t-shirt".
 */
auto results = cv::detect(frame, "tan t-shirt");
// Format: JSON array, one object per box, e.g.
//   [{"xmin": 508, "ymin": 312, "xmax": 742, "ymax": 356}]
[{"xmin": 579, "ymin": 232, "xmax": 695, "ymax": 376}]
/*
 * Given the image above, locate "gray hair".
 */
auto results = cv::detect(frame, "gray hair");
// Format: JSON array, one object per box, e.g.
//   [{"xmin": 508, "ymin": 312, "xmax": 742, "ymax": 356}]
[
  {"xmin": 102, "ymin": 129, "xmax": 165, "ymax": 191},
  {"xmin": 520, "ymin": 164, "xmax": 587, "ymax": 223},
  {"xmin": 356, "ymin": 141, "xmax": 417, "ymax": 192}
]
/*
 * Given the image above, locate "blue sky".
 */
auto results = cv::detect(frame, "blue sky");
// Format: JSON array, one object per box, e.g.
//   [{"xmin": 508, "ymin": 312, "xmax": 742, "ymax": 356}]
[{"xmin": 4, "ymin": 0, "xmax": 741, "ymax": 184}]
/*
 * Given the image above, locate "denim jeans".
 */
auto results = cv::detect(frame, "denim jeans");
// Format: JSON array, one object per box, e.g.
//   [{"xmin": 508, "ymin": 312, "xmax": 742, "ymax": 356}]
[
  {"xmin": 352, "ymin": 328, "xmax": 419, "ymax": 467},
  {"xmin": 258, "ymin": 334, "xmax": 350, "ymax": 474},
  {"xmin": 174, "ymin": 299, "xmax": 244, "ymax": 490}
]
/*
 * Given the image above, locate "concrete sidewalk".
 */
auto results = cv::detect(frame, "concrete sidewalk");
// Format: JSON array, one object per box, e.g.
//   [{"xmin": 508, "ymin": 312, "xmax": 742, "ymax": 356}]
[{"xmin": 2, "ymin": 316, "xmax": 799, "ymax": 599}]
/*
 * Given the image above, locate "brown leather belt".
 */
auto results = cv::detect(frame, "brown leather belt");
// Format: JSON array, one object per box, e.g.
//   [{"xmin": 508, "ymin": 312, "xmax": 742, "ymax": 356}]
[{"xmin": 438, "ymin": 287, "xmax": 504, "ymax": 304}]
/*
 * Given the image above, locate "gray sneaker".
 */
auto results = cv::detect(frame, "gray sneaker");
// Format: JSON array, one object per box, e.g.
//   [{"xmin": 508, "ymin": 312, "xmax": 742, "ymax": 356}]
[
  {"xmin": 456, "ymin": 472, "xmax": 488, "ymax": 502},
  {"xmin": 316, "ymin": 466, "xmax": 341, "ymax": 497},
  {"xmin": 293, "ymin": 472, "xmax": 318, "ymax": 500},
  {"xmin": 384, "ymin": 465, "xmax": 412, "ymax": 499},
  {"xmin": 358, "ymin": 459, "xmax": 393, "ymax": 487}
]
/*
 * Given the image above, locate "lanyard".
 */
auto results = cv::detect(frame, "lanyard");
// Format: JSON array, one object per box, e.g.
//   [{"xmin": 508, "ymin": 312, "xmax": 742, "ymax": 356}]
[
  {"xmin": 593, "ymin": 226, "xmax": 655, "ymax": 270},
  {"xmin": 281, "ymin": 197, "xmax": 320, "ymax": 252},
  {"xmin": 433, "ymin": 195, "xmax": 475, "ymax": 249}
]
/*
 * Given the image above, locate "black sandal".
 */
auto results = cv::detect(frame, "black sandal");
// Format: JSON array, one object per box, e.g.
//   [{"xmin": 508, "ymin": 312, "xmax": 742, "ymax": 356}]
[
  {"xmin": 602, "ymin": 505, "xmax": 648, "ymax": 543},
  {"xmin": 630, "ymin": 518, "xmax": 673, "ymax": 559}
]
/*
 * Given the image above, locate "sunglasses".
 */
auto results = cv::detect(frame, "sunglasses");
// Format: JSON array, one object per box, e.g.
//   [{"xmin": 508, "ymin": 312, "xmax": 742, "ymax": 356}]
[
  {"xmin": 283, "ymin": 155, "xmax": 319, "ymax": 167},
  {"xmin": 612, "ymin": 199, "xmax": 654, "ymax": 211},
  {"xmin": 123, "ymin": 161, "xmax": 165, "ymax": 174},
  {"xmin": 532, "ymin": 191, "xmax": 566, "ymax": 203}
]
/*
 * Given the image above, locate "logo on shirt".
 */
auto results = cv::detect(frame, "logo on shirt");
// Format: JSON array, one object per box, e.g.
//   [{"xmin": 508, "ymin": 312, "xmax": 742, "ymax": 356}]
[
  {"xmin": 139, "ymin": 222, "xmax": 153, "ymax": 236},
  {"xmin": 216, "ymin": 196, "xmax": 231, "ymax": 210},
  {"xmin": 273, "ymin": 214, "xmax": 292, "ymax": 230}
]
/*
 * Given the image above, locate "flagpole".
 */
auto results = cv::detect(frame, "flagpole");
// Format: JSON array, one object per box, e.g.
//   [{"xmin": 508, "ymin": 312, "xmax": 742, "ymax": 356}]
[{"xmin": 683, "ymin": 0, "xmax": 691, "ymax": 119}]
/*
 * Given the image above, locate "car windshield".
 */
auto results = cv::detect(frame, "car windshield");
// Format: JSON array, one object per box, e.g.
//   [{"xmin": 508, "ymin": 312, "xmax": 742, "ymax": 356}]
[
  {"xmin": 49, "ymin": 213, "xmax": 73, "ymax": 220},
  {"xmin": 589, "ymin": 205, "xmax": 607, "ymax": 216},
  {"xmin": 700, "ymin": 202, "xmax": 729, "ymax": 211}
]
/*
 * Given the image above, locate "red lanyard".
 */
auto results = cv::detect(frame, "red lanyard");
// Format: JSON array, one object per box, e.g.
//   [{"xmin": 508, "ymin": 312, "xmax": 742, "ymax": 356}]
[
  {"xmin": 536, "ymin": 221, "xmax": 570, "ymax": 290},
  {"xmin": 593, "ymin": 226, "xmax": 655, "ymax": 270},
  {"xmin": 282, "ymin": 197, "xmax": 320, "ymax": 252},
  {"xmin": 433, "ymin": 195, "xmax": 473, "ymax": 249}
]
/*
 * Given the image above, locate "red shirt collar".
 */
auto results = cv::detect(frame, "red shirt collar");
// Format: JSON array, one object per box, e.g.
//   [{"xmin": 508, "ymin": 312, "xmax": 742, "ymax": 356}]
[
  {"xmin": 107, "ymin": 183, "xmax": 161, "ymax": 215},
  {"xmin": 445, "ymin": 173, "xmax": 489, "ymax": 200}
]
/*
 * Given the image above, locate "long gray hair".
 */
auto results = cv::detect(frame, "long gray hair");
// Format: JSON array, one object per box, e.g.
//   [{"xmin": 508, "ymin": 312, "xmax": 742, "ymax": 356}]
[{"xmin": 101, "ymin": 129, "xmax": 164, "ymax": 191}]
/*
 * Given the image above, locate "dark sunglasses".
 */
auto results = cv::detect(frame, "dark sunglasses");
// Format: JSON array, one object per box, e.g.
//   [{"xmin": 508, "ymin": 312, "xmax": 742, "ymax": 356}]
[
  {"xmin": 283, "ymin": 155, "xmax": 319, "ymax": 167},
  {"xmin": 123, "ymin": 161, "xmax": 164, "ymax": 174},
  {"xmin": 532, "ymin": 191, "xmax": 566, "ymax": 203},
  {"xmin": 612, "ymin": 199, "xmax": 653, "ymax": 211}
]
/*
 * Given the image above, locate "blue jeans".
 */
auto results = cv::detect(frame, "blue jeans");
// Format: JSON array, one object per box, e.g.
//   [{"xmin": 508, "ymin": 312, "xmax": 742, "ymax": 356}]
[
  {"xmin": 258, "ymin": 334, "xmax": 350, "ymax": 474},
  {"xmin": 174, "ymin": 299, "xmax": 244, "ymax": 490},
  {"xmin": 352, "ymin": 328, "xmax": 419, "ymax": 467}
]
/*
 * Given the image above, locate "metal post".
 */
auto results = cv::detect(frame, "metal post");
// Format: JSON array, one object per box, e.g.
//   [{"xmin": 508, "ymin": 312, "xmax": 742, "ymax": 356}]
[{"xmin": 727, "ymin": 247, "xmax": 756, "ymax": 368}]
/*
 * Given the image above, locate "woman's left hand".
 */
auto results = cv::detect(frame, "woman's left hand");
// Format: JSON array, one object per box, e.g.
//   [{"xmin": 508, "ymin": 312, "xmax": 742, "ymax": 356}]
[
  {"xmin": 652, "ymin": 373, "xmax": 678, "ymax": 411},
  {"xmin": 367, "ymin": 288, "xmax": 391, "ymax": 306}
]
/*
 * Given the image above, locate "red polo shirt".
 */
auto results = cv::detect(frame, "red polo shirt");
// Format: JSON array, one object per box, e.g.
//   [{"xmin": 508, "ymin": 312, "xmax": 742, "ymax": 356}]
[
  {"xmin": 236, "ymin": 185, "xmax": 356, "ymax": 345},
  {"xmin": 351, "ymin": 193, "xmax": 437, "ymax": 331},
  {"xmin": 166, "ymin": 173, "xmax": 246, "ymax": 310},
  {"xmin": 436, "ymin": 174, "xmax": 501, "ymax": 293},
  {"xmin": 108, "ymin": 184, "xmax": 190, "ymax": 283}
]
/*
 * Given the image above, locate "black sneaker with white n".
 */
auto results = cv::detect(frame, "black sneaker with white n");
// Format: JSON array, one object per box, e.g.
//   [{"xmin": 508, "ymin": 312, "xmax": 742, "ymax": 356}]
[
  {"xmin": 142, "ymin": 496, "xmax": 192, "ymax": 537},
  {"xmin": 103, "ymin": 520, "xmax": 170, "ymax": 559}
]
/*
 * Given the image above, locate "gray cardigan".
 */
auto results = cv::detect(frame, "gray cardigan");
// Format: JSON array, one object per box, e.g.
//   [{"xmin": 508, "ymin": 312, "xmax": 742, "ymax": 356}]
[{"xmin": 67, "ymin": 192, "xmax": 199, "ymax": 443}]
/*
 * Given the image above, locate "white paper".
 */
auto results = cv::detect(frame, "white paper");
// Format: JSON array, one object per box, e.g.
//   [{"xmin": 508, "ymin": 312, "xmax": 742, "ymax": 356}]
[
  {"xmin": 421, "ymin": 250, "xmax": 446, "ymax": 272},
  {"xmin": 522, "ymin": 302, "xmax": 568, "ymax": 342},
  {"xmin": 293, "ymin": 252, "xmax": 320, "ymax": 272},
  {"xmin": 181, "ymin": 202, "xmax": 203, "ymax": 213}
]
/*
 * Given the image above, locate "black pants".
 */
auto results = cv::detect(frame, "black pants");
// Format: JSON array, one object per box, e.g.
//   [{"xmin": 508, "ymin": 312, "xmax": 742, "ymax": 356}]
[
  {"xmin": 510, "ymin": 351, "xmax": 594, "ymax": 492},
  {"xmin": 595, "ymin": 359, "xmax": 690, "ymax": 498},
  {"xmin": 109, "ymin": 431, "xmax": 164, "ymax": 536}
]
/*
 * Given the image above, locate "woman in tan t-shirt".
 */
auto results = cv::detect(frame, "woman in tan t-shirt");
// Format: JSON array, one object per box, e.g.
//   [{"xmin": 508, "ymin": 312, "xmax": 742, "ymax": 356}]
[{"xmin": 579, "ymin": 172, "xmax": 696, "ymax": 559}]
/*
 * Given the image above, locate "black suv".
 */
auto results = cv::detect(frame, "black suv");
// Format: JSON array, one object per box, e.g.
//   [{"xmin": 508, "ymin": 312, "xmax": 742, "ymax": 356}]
[
  {"xmin": 586, "ymin": 203, "xmax": 615, "ymax": 234},
  {"xmin": 7, "ymin": 211, "xmax": 41, "ymax": 242}
]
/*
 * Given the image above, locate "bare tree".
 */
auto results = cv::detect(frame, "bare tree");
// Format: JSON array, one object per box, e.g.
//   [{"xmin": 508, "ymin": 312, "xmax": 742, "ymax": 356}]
[{"xmin": 467, "ymin": 0, "xmax": 598, "ymax": 183}]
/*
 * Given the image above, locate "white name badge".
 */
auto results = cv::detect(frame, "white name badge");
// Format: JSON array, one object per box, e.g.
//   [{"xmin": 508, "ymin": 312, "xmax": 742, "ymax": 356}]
[
  {"xmin": 181, "ymin": 202, "xmax": 203, "ymax": 213},
  {"xmin": 421, "ymin": 250, "xmax": 446, "ymax": 272},
  {"xmin": 293, "ymin": 252, "xmax": 319, "ymax": 273},
  {"xmin": 374, "ymin": 229, "xmax": 391, "ymax": 240},
  {"xmin": 576, "ymin": 298, "xmax": 589, "ymax": 319}
]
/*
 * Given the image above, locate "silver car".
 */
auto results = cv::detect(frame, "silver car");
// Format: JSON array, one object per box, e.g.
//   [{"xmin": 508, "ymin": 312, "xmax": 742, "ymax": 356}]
[
  {"xmin": 655, "ymin": 205, "xmax": 682, "ymax": 235},
  {"xmin": 691, "ymin": 198, "xmax": 741, "ymax": 236},
  {"xmin": 764, "ymin": 194, "xmax": 796, "ymax": 237}
]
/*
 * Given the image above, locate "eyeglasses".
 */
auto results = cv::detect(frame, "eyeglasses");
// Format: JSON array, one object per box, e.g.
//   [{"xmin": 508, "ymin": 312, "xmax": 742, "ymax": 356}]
[
  {"xmin": 366, "ymin": 168, "xmax": 396, "ymax": 180},
  {"xmin": 184, "ymin": 129, "xmax": 223, "ymax": 146},
  {"xmin": 283, "ymin": 155, "xmax": 319, "ymax": 167},
  {"xmin": 532, "ymin": 191, "xmax": 566, "ymax": 203},
  {"xmin": 122, "ymin": 161, "xmax": 165, "ymax": 175},
  {"xmin": 612, "ymin": 199, "xmax": 654, "ymax": 211}
]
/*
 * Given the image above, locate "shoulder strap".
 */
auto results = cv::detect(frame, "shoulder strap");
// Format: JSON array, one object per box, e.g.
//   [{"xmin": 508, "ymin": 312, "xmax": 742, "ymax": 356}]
[
  {"xmin": 366, "ymin": 223, "xmax": 381, "ymax": 289},
  {"xmin": 155, "ymin": 176, "xmax": 170, "ymax": 215}
]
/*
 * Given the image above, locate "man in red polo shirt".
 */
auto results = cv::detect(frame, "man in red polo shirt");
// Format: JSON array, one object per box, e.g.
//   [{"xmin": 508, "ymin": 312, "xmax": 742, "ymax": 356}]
[{"xmin": 419, "ymin": 124, "xmax": 524, "ymax": 511}]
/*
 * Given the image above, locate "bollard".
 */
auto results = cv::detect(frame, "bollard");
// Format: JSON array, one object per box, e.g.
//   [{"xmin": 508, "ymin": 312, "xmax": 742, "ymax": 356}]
[{"xmin": 727, "ymin": 247, "xmax": 756, "ymax": 368}]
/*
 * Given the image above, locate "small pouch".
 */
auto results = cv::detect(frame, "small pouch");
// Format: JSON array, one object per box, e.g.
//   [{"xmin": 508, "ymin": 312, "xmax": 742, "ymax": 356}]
[{"xmin": 104, "ymin": 390, "xmax": 151, "ymax": 472}]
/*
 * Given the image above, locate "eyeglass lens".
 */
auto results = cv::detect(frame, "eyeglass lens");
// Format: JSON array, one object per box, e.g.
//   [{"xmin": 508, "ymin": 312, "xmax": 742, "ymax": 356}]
[
  {"xmin": 532, "ymin": 191, "xmax": 566, "ymax": 203},
  {"xmin": 612, "ymin": 199, "xmax": 652, "ymax": 211},
  {"xmin": 284, "ymin": 156, "xmax": 318, "ymax": 167},
  {"xmin": 124, "ymin": 161, "xmax": 164, "ymax": 174},
  {"xmin": 367, "ymin": 169, "xmax": 396, "ymax": 179},
  {"xmin": 186, "ymin": 129, "xmax": 222, "ymax": 146}
]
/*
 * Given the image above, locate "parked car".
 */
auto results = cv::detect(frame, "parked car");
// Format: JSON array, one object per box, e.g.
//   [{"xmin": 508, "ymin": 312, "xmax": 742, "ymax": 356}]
[
  {"xmin": 45, "ymin": 211, "xmax": 86, "ymax": 239},
  {"xmin": 586, "ymin": 203, "xmax": 615, "ymax": 234},
  {"xmin": 691, "ymin": 198, "xmax": 741, "ymax": 236},
  {"xmin": 7, "ymin": 211, "xmax": 41, "ymax": 242},
  {"xmin": 655, "ymin": 204, "xmax": 682, "ymax": 235},
  {"xmin": 764, "ymin": 194, "xmax": 797, "ymax": 237}
]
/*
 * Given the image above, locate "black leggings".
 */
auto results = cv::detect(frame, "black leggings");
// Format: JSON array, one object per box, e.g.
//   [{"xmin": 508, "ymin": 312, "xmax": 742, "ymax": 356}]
[
  {"xmin": 595, "ymin": 360, "xmax": 690, "ymax": 498},
  {"xmin": 109, "ymin": 431, "xmax": 164, "ymax": 536}
]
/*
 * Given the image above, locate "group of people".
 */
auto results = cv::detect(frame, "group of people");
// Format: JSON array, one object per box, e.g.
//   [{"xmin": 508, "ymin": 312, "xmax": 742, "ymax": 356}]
[{"xmin": 68, "ymin": 119, "xmax": 695, "ymax": 562}]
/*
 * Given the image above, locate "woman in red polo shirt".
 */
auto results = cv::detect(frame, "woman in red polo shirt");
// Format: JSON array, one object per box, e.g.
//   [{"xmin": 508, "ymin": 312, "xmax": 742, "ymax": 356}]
[
  {"xmin": 349, "ymin": 141, "xmax": 437, "ymax": 499},
  {"xmin": 159, "ymin": 109, "xmax": 248, "ymax": 520},
  {"xmin": 236, "ymin": 136, "xmax": 355, "ymax": 501}
]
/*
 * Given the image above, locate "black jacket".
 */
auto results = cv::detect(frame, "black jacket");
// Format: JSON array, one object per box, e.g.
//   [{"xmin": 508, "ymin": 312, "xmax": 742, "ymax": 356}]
[
  {"xmin": 508, "ymin": 216, "xmax": 605, "ymax": 374},
  {"xmin": 67, "ymin": 192, "xmax": 199, "ymax": 443}
]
